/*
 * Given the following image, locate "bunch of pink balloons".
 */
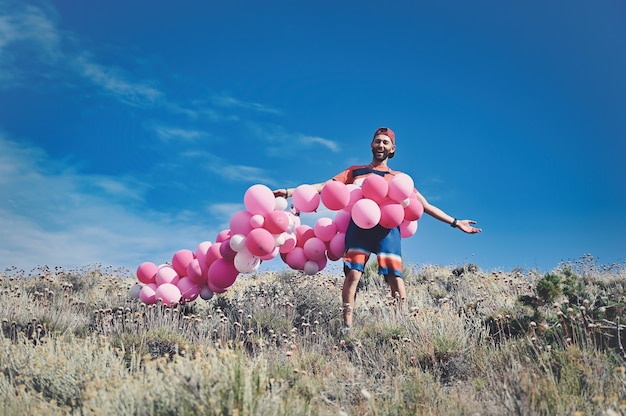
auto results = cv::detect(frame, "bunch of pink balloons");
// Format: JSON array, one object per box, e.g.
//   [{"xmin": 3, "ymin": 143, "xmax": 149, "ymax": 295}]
[{"xmin": 132, "ymin": 177, "xmax": 423, "ymax": 306}]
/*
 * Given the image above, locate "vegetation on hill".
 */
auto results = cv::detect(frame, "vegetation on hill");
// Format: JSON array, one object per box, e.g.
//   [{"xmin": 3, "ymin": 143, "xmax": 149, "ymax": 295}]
[{"xmin": 1, "ymin": 254, "xmax": 625, "ymax": 415}]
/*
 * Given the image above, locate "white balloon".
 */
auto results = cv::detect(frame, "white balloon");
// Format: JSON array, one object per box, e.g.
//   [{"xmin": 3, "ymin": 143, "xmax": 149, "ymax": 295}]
[
  {"xmin": 303, "ymin": 260, "xmax": 320, "ymax": 276},
  {"xmin": 200, "ymin": 285, "xmax": 214, "ymax": 300},
  {"xmin": 234, "ymin": 250, "xmax": 261, "ymax": 274},
  {"xmin": 274, "ymin": 233, "xmax": 286, "ymax": 247},
  {"xmin": 129, "ymin": 284, "xmax": 142, "ymax": 299},
  {"xmin": 229, "ymin": 233, "xmax": 247, "ymax": 252},
  {"xmin": 274, "ymin": 197, "xmax": 288, "ymax": 211}
]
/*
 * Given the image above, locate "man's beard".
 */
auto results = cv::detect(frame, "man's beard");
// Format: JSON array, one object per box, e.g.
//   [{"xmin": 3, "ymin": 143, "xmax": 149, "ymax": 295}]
[{"xmin": 371, "ymin": 148, "xmax": 391, "ymax": 161}]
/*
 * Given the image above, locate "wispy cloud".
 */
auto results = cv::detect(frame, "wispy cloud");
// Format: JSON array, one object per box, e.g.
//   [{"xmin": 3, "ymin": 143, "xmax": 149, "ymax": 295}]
[
  {"xmin": 0, "ymin": 133, "xmax": 214, "ymax": 271},
  {"xmin": 151, "ymin": 124, "xmax": 207, "ymax": 142},
  {"xmin": 73, "ymin": 53, "xmax": 163, "ymax": 108},
  {"xmin": 299, "ymin": 135, "xmax": 340, "ymax": 152},
  {"xmin": 212, "ymin": 94, "xmax": 282, "ymax": 115}
]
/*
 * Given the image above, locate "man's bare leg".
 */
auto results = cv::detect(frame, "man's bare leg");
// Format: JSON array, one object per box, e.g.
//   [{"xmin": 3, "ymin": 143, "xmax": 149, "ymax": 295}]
[{"xmin": 342, "ymin": 268, "xmax": 362, "ymax": 328}]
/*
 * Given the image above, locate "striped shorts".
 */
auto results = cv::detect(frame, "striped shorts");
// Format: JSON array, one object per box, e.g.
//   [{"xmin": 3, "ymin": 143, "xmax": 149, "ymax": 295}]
[{"xmin": 343, "ymin": 219, "xmax": 403, "ymax": 278}]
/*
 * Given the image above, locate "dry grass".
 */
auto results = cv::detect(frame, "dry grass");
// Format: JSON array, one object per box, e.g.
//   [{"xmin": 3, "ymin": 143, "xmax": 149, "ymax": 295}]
[{"xmin": 1, "ymin": 255, "xmax": 625, "ymax": 415}]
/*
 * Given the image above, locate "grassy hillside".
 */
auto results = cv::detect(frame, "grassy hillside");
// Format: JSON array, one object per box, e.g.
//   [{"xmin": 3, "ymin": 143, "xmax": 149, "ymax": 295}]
[{"xmin": 1, "ymin": 255, "xmax": 625, "ymax": 415}]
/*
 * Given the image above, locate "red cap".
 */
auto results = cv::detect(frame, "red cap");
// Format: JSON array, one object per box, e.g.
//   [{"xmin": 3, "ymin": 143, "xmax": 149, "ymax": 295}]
[{"xmin": 373, "ymin": 127, "xmax": 395, "ymax": 144}]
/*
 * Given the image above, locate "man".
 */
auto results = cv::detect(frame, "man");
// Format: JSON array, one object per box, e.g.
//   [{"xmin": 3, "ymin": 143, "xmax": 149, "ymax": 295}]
[{"xmin": 274, "ymin": 127, "xmax": 482, "ymax": 330}]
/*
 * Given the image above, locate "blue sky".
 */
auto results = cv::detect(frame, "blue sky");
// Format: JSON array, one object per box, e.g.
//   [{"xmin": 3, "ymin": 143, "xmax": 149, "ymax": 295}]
[{"xmin": 1, "ymin": 0, "xmax": 625, "ymax": 274}]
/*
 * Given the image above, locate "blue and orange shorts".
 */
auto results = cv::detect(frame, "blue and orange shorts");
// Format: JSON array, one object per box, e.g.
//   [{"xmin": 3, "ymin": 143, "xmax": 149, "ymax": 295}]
[{"xmin": 343, "ymin": 219, "xmax": 403, "ymax": 278}]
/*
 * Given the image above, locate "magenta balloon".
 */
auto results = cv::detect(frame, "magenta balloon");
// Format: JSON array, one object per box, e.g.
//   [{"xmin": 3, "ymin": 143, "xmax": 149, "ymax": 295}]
[
  {"xmin": 333, "ymin": 209, "xmax": 351, "ymax": 233},
  {"xmin": 207, "ymin": 279, "xmax": 228, "ymax": 294},
  {"xmin": 303, "ymin": 236, "xmax": 327, "ymax": 261},
  {"xmin": 244, "ymin": 184, "xmax": 276, "ymax": 215},
  {"xmin": 346, "ymin": 184, "xmax": 363, "ymax": 208},
  {"xmin": 316, "ymin": 256, "xmax": 328, "ymax": 271},
  {"xmin": 139, "ymin": 283, "xmax": 158, "ymax": 304},
  {"xmin": 295, "ymin": 225, "xmax": 315, "ymax": 248},
  {"xmin": 400, "ymin": 220, "xmax": 419, "ymax": 238},
  {"xmin": 264, "ymin": 210, "xmax": 289, "ymax": 234},
  {"xmin": 292, "ymin": 184, "xmax": 320, "ymax": 213},
  {"xmin": 172, "ymin": 249, "xmax": 195, "ymax": 277},
  {"xmin": 285, "ymin": 247, "xmax": 307, "ymax": 270},
  {"xmin": 186, "ymin": 258, "xmax": 205, "ymax": 285},
  {"xmin": 219, "ymin": 238, "xmax": 237, "ymax": 261},
  {"xmin": 328, "ymin": 232, "xmax": 346, "ymax": 260},
  {"xmin": 404, "ymin": 194, "xmax": 424, "ymax": 221},
  {"xmin": 208, "ymin": 258, "xmax": 239, "ymax": 290},
  {"xmin": 361, "ymin": 174, "xmax": 389, "ymax": 204},
  {"xmin": 177, "ymin": 277, "xmax": 200, "ymax": 302},
  {"xmin": 279, "ymin": 232, "xmax": 297, "ymax": 253},
  {"xmin": 388, "ymin": 173, "xmax": 415, "ymax": 202},
  {"xmin": 156, "ymin": 265, "xmax": 180, "ymax": 286},
  {"xmin": 136, "ymin": 262, "xmax": 158, "ymax": 284},
  {"xmin": 314, "ymin": 217, "xmax": 337, "ymax": 242},
  {"xmin": 321, "ymin": 181, "xmax": 350, "ymax": 211},
  {"xmin": 351, "ymin": 198, "xmax": 381, "ymax": 229},
  {"xmin": 379, "ymin": 201, "xmax": 405, "ymax": 229},
  {"xmin": 230, "ymin": 210, "xmax": 253, "ymax": 235},
  {"xmin": 155, "ymin": 283, "xmax": 182, "ymax": 306},
  {"xmin": 245, "ymin": 228, "xmax": 276, "ymax": 257}
]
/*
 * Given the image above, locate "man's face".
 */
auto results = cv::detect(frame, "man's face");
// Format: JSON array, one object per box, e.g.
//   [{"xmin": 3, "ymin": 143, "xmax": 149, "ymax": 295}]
[{"xmin": 371, "ymin": 134, "xmax": 396, "ymax": 161}]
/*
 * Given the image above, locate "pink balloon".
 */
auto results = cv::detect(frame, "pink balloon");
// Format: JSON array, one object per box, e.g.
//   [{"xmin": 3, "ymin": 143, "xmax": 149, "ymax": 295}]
[
  {"xmin": 172, "ymin": 249, "xmax": 194, "ymax": 277},
  {"xmin": 177, "ymin": 277, "xmax": 200, "ymax": 302},
  {"xmin": 404, "ymin": 194, "xmax": 424, "ymax": 221},
  {"xmin": 245, "ymin": 228, "xmax": 276, "ymax": 257},
  {"xmin": 155, "ymin": 283, "xmax": 182, "ymax": 306},
  {"xmin": 216, "ymin": 229, "xmax": 231, "ymax": 243},
  {"xmin": 186, "ymin": 258, "xmax": 205, "ymax": 284},
  {"xmin": 379, "ymin": 201, "xmax": 405, "ymax": 229},
  {"xmin": 400, "ymin": 220, "xmax": 419, "ymax": 238},
  {"xmin": 208, "ymin": 258, "xmax": 239, "ymax": 290},
  {"xmin": 139, "ymin": 283, "xmax": 158, "ymax": 304},
  {"xmin": 136, "ymin": 262, "xmax": 158, "ymax": 284},
  {"xmin": 328, "ymin": 232, "xmax": 346, "ymax": 260},
  {"xmin": 260, "ymin": 246, "xmax": 279, "ymax": 261},
  {"xmin": 244, "ymin": 184, "xmax": 276, "ymax": 215},
  {"xmin": 156, "ymin": 265, "xmax": 180, "ymax": 286},
  {"xmin": 361, "ymin": 174, "xmax": 389, "ymax": 204},
  {"xmin": 285, "ymin": 247, "xmax": 307, "ymax": 270},
  {"xmin": 264, "ymin": 210, "xmax": 289, "ymax": 234},
  {"xmin": 351, "ymin": 198, "xmax": 381, "ymax": 229},
  {"xmin": 346, "ymin": 184, "xmax": 363, "ymax": 208},
  {"xmin": 279, "ymin": 232, "xmax": 297, "ymax": 253},
  {"xmin": 292, "ymin": 184, "xmax": 320, "ymax": 213},
  {"xmin": 303, "ymin": 236, "xmax": 327, "ymax": 261},
  {"xmin": 205, "ymin": 243, "xmax": 223, "ymax": 268},
  {"xmin": 314, "ymin": 217, "xmax": 337, "ymax": 242},
  {"xmin": 321, "ymin": 181, "xmax": 350, "ymax": 211},
  {"xmin": 295, "ymin": 225, "xmax": 315, "ymax": 248},
  {"xmin": 388, "ymin": 173, "xmax": 415, "ymax": 202},
  {"xmin": 230, "ymin": 210, "xmax": 253, "ymax": 235},
  {"xmin": 195, "ymin": 241, "xmax": 212, "ymax": 265},
  {"xmin": 219, "ymin": 238, "xmax": 237, "ymax": 261},
  {"xmin": 333, "ymin": 209, "xmax": 351, "ymax": 233}
]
